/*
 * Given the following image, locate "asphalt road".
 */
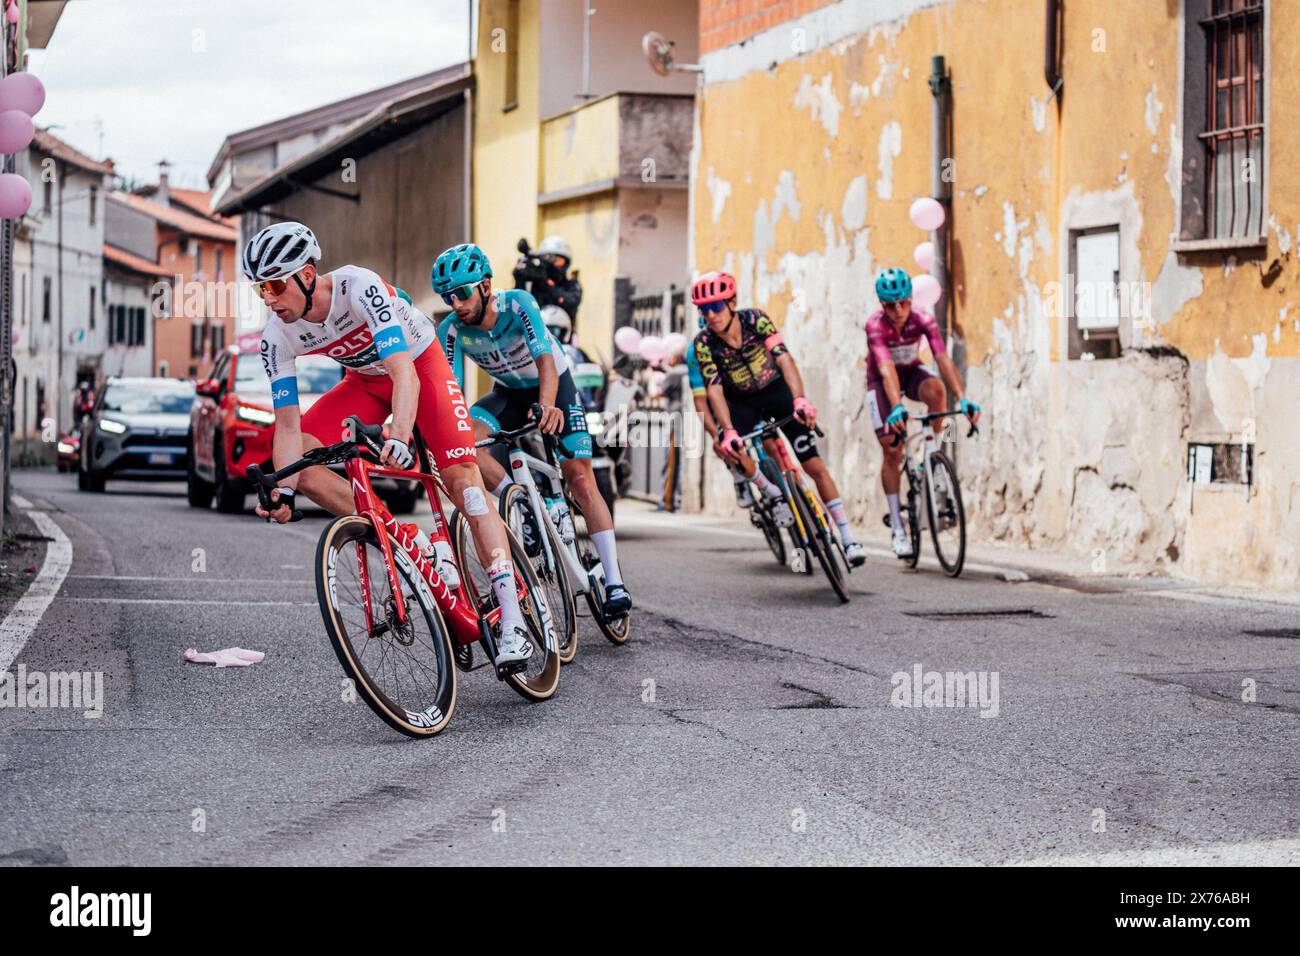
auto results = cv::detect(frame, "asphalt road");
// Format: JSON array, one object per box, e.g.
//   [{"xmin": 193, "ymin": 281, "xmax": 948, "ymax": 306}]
[{"xmin": 2, "ymin": 467, "xmax": 1298, "ymax": 866}]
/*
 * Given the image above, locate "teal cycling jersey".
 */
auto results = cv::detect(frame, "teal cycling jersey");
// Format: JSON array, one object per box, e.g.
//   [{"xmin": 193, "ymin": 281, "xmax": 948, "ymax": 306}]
[
  {"xmin": 438, "ymin": 289, "xmax": 570, "ymax": 390},
  {"xmin": 685, "ymin": 332, "xmax": 705, "ymax": 398}
]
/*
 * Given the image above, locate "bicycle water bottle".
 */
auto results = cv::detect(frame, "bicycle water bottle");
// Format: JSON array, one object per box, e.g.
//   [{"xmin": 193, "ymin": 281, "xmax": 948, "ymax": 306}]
[
  {"xmin": 545, "ymin": 496, "xmax": 575, "ymax": 545},
  {"xmin": 413, "ymin": 521, "xmax": 460, "ymax": 590}
]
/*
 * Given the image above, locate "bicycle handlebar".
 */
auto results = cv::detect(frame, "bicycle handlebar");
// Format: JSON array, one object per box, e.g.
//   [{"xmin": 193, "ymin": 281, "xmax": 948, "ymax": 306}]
[
  {"xmin": 247, "ymin": 414, "xmax": 384, "ymax": 522},
  {"xmin": 888, "ymin": 409, "xmax": 980, "ymax": 447},
  {"xmin": 735, "ymin": 411, "xmax": 824, "ymax": 445},
  {"xmin": 474, "ymin": 403, "xmax": 576, "ymax": 461}
]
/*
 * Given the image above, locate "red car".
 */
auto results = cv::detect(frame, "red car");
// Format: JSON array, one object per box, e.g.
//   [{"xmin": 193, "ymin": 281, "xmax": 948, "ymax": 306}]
[{"xmin": 187, "ymin": 344, "xmax": 421, "ymax": 514}]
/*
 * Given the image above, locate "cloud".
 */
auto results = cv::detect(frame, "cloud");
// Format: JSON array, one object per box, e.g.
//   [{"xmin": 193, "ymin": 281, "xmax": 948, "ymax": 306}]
[{"xmin": 28, "ymin": 0, "xmax": 472, "ymax": 187}]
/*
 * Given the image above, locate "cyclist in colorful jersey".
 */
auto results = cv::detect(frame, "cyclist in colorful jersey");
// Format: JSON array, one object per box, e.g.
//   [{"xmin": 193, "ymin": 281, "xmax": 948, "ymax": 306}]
[
  {"xmin": 432, "ymin": 243, "xmax": 632, "ymax": 619},
  {"xmin": 691, "ymin": 271, "xmax": 866, "ymax": 567},
  {"xmin": 685, "ymin": 322, "xmax": 792, "ymax": 521},
  {"xmin": 245, "ymin": 222, "xmax": 535, "ymax": 667},
  {"xmin": 867, "ymin": 267, "xmax": 981, "ymax": 558}
]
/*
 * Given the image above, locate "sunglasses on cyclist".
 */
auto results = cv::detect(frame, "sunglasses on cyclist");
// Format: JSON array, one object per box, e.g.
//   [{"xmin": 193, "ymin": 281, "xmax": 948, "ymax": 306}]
[
  {"xmin": 441, "ymin": 284, "xmax": 478, "ymax": 307},
  {"xmin": 697, "ymin": 300, "xmax": 728, "ymax": 315},
  {"xmin": 253, "ymin": 268, "xmax": 304, "ymax": 299}
]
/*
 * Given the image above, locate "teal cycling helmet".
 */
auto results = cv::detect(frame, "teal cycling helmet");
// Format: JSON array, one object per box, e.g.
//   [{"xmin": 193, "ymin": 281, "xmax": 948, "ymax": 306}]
[
  {"xmin": 875, "ymin": 268, "xmax": 913, "ymax": 303},
  {"xmin": 431, "ymin": 243, "xmax": 492, "ymax": 294}
]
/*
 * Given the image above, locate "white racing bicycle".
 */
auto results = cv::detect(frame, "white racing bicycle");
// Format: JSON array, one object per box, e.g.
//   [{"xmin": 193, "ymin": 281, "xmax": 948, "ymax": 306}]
[{"xmin": 481, "ymin": 405, "xmax": 631, "ymax": 662}]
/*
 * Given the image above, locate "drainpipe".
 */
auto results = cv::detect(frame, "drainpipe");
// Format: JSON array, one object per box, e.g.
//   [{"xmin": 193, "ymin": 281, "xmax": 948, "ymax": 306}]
[
  {"xmin": 1045, "ymin": 0, "xmax": 1063, "ymax": 103},
  {"xmin": 928, "ymin": 56, "xmax": 952, "ymax": 345}
]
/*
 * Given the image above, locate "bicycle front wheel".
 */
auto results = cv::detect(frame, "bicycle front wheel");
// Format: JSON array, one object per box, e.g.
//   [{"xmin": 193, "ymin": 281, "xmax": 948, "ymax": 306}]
[
  {"xmin": 499, "ymin": 483, "xmax": 577, "ymax": 664},
  {"xmin": 452, "ymin": 511, "xmax": 562, "ymax": 702},
  {"xmin": 925, "ymin": 450, "xmax": 967, "ymax": 577},
  {"xmin": 315, "ymin": 514, "xmax": 457, "ymax": 738},
  {"xmin": 790, "ymin": 480, "xmax": 849, "ymax": 604},
  {"xmin": 569, "ymin": 496, "xmax": 631, "ymax": 645}
]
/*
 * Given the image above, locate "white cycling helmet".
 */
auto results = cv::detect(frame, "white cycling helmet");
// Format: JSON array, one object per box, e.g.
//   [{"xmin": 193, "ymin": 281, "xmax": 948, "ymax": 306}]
[
  {"xmin": 542, "ymin": 304, "xmax": 571, "ymax": 343},
  {"xmin": 537, "ymin": 235, "xmax": 572, "ymax": 260},
  {"xmin": 242, "ymin": 221, "xmax": 322, "ymax": 281}
]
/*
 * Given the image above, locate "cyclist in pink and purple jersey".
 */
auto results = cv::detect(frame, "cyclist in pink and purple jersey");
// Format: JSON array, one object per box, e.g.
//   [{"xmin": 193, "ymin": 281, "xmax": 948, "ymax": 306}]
[{"xmin": 866, "ymin": 268, "xmax": 980, "ymax": 558}]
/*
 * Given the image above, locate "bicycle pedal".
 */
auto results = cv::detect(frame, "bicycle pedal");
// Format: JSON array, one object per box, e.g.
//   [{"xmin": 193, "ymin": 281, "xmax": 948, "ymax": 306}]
[{"xmin": 495, "ymin": 659, "xmax": 530, "ymax": 679}]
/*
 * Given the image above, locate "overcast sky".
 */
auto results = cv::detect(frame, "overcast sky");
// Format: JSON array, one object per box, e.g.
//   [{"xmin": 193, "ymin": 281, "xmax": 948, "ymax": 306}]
[{"xmin": 27, "ymin": 0, "xmax": 475, "ymax": 190}]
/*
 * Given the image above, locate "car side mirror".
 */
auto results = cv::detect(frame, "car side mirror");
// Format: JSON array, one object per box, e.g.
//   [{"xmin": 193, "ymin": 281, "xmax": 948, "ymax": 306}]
[{"xmin": 195, "ymin": 379, "xmax": 221, "ymax": 398}]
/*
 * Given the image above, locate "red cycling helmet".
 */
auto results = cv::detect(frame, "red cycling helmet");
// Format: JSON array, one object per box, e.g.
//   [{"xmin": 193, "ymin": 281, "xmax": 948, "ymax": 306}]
[{"xmin": 691, "ymin": 271, "xmax": 737, "ymax": 306}]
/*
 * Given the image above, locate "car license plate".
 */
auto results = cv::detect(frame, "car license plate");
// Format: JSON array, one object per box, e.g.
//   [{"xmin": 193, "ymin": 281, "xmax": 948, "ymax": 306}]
[{"xmin": 148, "ymin": 452, "xmax": 172, "ymax": 465}]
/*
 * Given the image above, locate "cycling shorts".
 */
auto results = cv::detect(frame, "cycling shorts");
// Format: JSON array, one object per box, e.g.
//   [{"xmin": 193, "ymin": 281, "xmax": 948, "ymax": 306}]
[
  {"xmin": 470, "ymin": 370, "xmax": 592, "ymax": 460},
  {"xmin": 866, "ymin": 365, "xmax": 938, "ymax": 439},
  {"xmin": 726, "ymin": 378, "xmax": 820, "ymax": 464}
]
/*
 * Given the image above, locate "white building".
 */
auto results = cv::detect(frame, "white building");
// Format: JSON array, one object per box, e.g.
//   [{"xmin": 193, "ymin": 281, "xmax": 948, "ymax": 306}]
[{"xmin": 12, "ymin": 130, "xmax": 112, "ymax": 463}]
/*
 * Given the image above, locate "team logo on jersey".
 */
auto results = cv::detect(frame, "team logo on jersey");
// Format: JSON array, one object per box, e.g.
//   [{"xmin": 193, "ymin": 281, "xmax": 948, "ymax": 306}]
[{"xmin": 364, "ymin": 284, "xmax": 393, "ymax": 323}]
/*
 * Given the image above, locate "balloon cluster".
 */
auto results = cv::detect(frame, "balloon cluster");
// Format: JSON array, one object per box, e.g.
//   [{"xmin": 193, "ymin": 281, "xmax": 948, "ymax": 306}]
[
  {"xmin": 0, "ymin": 55, "xmax": 46, "ymax": 220},
  {"xmin": 614, "ymin": 326, "xmax": 690, "ymax": 396},
  {"xmin": 906, "ymin": 197, "xmax": 946, "ymax": 310}
]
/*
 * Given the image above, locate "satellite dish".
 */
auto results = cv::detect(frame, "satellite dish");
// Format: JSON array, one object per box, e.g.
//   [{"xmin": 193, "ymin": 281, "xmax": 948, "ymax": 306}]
[{"xmin": 642, "ymin": 31, "xmax": 701, "ymax": 76}]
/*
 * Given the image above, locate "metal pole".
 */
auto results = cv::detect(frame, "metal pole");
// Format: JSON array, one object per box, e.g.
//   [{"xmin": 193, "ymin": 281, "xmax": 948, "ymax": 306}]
[
  {"xmin": 581, "ymin": 0, "xmax": 592, "ymax": 98},
  {"xmin": 928, "ymin": 55, "xmax": 950, "ymax": 342}
]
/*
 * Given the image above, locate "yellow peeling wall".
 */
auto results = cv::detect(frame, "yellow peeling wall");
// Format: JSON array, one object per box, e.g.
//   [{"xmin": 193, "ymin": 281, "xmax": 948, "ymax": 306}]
[{"xmin": 693, "ymin": 0, "xmax": 1299, "ymax": 589}]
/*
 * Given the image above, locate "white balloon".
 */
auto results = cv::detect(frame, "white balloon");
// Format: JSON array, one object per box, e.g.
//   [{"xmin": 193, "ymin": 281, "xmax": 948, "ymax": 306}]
[
  {"xmin": 638, "ymin": 335, "xmax": 665, "ymax": 362},
  {"xmin": 614, "ymin": 326, "xmax": 642, "ymax": 355},
  {"xmin": 909, "ymin": 197, "xmax": 946, "ymax": 232},
  {"xmin": 913, "ymin": 241, "xmax": 935, "ymax": 271},
  {"xmin": 662, "ymin": 332, "xmax": 688, "ymax": 357},
  {"xmin": 911, "ymin": 274, "xmax": 942, "ymax": 309}
]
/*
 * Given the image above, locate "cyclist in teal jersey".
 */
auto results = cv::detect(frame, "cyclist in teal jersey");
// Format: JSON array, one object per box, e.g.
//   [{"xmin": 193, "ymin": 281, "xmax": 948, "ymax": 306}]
[{"xmin": 433, "ymin": 243, "xmax": 631, "ymax": 618}]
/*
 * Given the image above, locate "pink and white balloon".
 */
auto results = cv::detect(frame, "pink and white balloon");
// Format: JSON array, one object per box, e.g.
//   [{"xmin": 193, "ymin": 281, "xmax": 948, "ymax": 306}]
[
  {"xmin": 4, "ymin": 3, "xmax": 17, "ymax": 26},
  {"xmin": 0, "ymin": 109, "xmax": 33, "ymax": 154},
  {"xmin": 0, "ymin": 173, "xmax": 32, "ymax": 219},
  {"xmin": 662, "ymin": 331, "xmax": 688, "ymax": 358},
  {"xmin": 613, "ymin": 326, "xmax": 642, "ymax": 355},
  {"xmin": 638, "ymin": 335, "xmax": 665, "ymax": 364},
  {"xmin": 911, "ymin": 273, "xmax": 943, "ymax": 309},
  {"xmin": 913, "ymin": 241, "xmax": 935, "ymax": 271},
  {"xmin": 0, "ymin": 72, "xmax": 45, "ymax": 117},
  {"xmin": 908, "ymin": 197, "xmax": 946, "ymax": 232}
]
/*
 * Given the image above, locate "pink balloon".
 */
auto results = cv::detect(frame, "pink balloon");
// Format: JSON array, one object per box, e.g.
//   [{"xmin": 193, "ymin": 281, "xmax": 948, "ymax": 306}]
[
  {"xmin": 0, "ymin": 173, "xmax": 32, "ymax": 218},
  {"xmin": 908, "ymin": 197, "xmax": 945, "ymax": 232},
  {"xmin": 5, "ymin": 5, "xmax": 17, "ymax": 26},
  {"xmin": 0, "ymin": 72, "xmax": 45, "ymax": 117},
  {"xmin": 614, "ymin": 325, "xmax": 642, "ymax": 355},
  {"xmin": 911, "ymin": 274, "xmax": 942, "ymax": 309},
  {"xmin": 662, "ymin": 332, "xmax": 687, "ymax": 357},
  {"xmin": 0, "ymin": 110, "xmax": 33, "ymax": 154},
  {"xmin": 638, "ymin": 335, "xmax": 665, "ymax": 362},
  {"xmin": 913, "ymin": 241, "xmax": 935, "ymax": 271}
]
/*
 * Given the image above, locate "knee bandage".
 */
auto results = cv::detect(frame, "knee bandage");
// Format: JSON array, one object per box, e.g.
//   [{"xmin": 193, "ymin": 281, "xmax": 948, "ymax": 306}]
[{"xmin": 462, "ymin": 486, "xmax": 489, "ymax": 516}]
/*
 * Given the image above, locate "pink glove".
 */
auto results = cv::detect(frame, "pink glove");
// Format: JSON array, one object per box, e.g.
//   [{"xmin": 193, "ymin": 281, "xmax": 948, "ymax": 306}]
[
  {"xmin": 794, "ymin": 395, "xmax": 817, "ymax": 424},
  {"xmin": 720, "ymin": 428, "xmax": 743, "ymax": 456}
]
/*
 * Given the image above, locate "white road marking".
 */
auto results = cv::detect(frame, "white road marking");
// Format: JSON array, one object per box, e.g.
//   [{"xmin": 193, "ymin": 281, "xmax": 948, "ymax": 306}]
[
  {"xmin": 61, "ymin": 598, "xmax": 316, "ymax": 607},
  {"xmin": 1011, "ymin": 837, "xmax": 1300, "ymax": 866},
  {"xmin": 11, "ymin": 494, "xmax": 31, "ymax": 509},
  {"xmin": 0, "ymin": 509, "xmax": 73, "ymax": 673},
  {"xmin": 67, "ymin": 574, "xmax": 312, "ymax": 584}
]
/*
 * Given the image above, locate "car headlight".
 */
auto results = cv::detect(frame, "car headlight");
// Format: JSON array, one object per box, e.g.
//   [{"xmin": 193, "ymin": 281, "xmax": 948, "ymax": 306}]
[
  {"xmin": 99, "ymin": 419, "xmax": 127, "ymax": 435},
  {"xmin": 236, "ymin": 405, "xmax": 275, "ymax": 426},
  {"xmin": 57, "ymin": 442, "xmax": 74, "ymax": 454},
  {"xmin": 586, "ymin": 411, "xmax": 605, "ymax": 433}
]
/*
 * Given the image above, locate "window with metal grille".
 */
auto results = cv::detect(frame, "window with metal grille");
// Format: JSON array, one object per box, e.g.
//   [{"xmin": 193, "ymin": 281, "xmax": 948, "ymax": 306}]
[
  {"xmin": 1179, "ymin": 0, "xmax": 1266, "ymax": 246},
  {"xmin": 1203, "ymin": 0, "xmax": 1264, "ymax": 240}
]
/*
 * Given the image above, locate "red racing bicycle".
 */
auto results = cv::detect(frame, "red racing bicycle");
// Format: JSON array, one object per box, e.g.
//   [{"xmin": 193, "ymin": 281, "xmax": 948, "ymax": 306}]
[{"xmin": 248, "ymin": 416, "xmax": 560, "ymax": 738}]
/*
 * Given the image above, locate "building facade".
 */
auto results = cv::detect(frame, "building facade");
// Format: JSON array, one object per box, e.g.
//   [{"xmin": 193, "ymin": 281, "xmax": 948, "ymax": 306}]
[
  {"xmin": 12, "ymin": 130, "xmax": 112, "ymax": 463},
  {"xmin": 685, "ymin": 0, "xmax": 1297, "ymax": 590}
]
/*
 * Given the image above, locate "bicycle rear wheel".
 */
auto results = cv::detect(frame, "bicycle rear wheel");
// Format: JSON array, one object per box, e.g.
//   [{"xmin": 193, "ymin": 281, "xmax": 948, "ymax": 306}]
[
  {"xmin": 451, "ymin": 510, "xmax": 562, "ymax": 702},
  {"xmin": 499, "ymin": 483, "xmax": 577, "ymax": 664},
  {"xmin": 754, "ymin": 506, "xmax": 786, "ymax": 565},
  {"xmin": 925, "ymin": 450, "xmax": 967, "ymax": 577},
  {"xmin": 315, "ymin": 514, "xmax": 457, "ymax": 738},
  {"xmin": 789, "ymin": 479, "xmax": 849, "ymax": 603},
  {"xmin": 569, "ymin": 495, "xmax": 631, "ymax": 645}
]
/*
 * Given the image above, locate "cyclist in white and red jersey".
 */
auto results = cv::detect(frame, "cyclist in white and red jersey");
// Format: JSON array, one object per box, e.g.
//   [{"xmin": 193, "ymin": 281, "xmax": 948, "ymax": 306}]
[
  {"xmin": 867, "ymin": 268, "xmax": 980, "ymax": 558},
  {"xmin": 244, "ymin": 221, "xmax": 535, "ymax": 667}
]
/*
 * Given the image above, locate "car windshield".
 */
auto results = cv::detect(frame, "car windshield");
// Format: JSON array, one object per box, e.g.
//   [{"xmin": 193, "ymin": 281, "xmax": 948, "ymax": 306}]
[
  {"xmin": 101, "ymin": 381, "xmax": 196, "ymax": 415},
  {"xmin": 235, "ymin": 353, "xmax": 342, "ymax": 396}
]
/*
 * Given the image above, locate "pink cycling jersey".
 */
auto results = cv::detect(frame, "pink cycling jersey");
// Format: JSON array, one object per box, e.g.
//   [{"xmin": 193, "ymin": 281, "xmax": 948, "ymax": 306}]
[{"xmin": 864, "ymin": 307, "xmax": 947, "ymax": 382}]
